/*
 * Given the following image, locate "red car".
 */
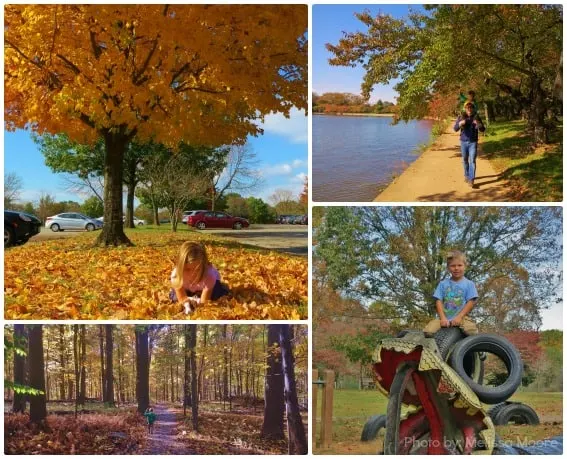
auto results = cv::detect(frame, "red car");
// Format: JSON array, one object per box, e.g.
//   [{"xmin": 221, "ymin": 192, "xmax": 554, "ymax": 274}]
[{"xmin": 187, "ymin": 211, "xmax": 249, "ymax": 230}]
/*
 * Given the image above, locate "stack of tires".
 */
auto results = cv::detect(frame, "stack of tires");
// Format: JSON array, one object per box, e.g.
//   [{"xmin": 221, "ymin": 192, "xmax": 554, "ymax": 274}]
[{"xmin": 432, "ymin": 328, "xmax": 539, "ymax": 426}]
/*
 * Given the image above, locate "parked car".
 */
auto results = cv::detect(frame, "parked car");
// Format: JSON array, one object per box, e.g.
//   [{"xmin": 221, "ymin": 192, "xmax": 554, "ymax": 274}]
[
  {"xmin": 300, "ymin": 214, "xmax": 308, "ymax": 225},
  {"xmin": 182, "ymin": 210, "xmax": 207, "ymax": 224},
  {"xmin": 4, "ymin": 210, "xmax": 42, "ymax": 248},
  {"xmin": 187, "ymin": 211, "xmax": 249, "ymax": 230},
  {"xmin": 45, "ymin": 213, "xmax": 103, "ymax": 232}
]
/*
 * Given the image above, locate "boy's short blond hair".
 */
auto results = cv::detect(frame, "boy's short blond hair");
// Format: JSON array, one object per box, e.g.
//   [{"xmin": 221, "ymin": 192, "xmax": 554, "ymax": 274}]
[{"xmin": 446, "ymin": 250, "xmax": 467, "ymax": 265}]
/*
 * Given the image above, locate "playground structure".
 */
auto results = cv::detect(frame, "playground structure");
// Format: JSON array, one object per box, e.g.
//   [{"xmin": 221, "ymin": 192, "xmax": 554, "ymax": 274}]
[{"xmin": 363, "ymin": 328, "xmax": 542, "ymax": 454}]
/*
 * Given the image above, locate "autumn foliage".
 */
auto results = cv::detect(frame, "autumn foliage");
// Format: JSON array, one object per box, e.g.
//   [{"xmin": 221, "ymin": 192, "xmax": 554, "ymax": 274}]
[
  {"xmin": 4, "ymin": 232, "xmax": 307, "ymax": 320},
  {"xmin": 5, "ymin": 411, "xmax": 146, "ymax": 455}
]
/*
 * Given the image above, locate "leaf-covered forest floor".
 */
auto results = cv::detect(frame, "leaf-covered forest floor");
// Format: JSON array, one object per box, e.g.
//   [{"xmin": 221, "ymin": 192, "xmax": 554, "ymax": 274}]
[
  {"xmin": 4, "ymin": 400, "xmax": 308, "ymax": 455},
  {"xmin": 4, "ymin": 230, "xmax": 307, "ymax": 320},
  {"xmin": 313, "ymin": 390, "xmax": 563, "ymax": 455}
]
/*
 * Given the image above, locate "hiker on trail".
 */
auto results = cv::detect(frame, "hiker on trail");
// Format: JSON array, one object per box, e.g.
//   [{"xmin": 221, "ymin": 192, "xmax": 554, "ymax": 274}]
[
  {"xmin": 169, "ymin": 241, "xmax": 229, "ymax": 314},
  {"xmin": 424, "ymin": 250, "xmax": 479, "ymax": 337},
  {"xmin": 144, "ymin": 407, "xmax": 157, "ymax": 434},
  {"xmin": 458, "ymin": 90, "xmax": 478, "ymax": 115},
  {"xmin": 454, "ymin": 102, "xmax": 485, "ymax": 187}
]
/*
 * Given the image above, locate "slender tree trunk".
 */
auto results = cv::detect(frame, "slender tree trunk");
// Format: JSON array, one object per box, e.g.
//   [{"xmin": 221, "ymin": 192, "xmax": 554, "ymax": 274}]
[
  {"xmin": 117, "ymin": 334, "xmax": 124, "ymax": 404},
  {"xmin": 279, "ymin": 325, "xmax": 307, "ymax": 454},
  {"xmin": 79, "ymin": 325, "xmax": 87, "ymax": 405},
  {"xmin": 184, "ymin": 325, "xmax": 190, "ymax": 416},
  {"xmin": 105, "ymin": 325, "xmax": 115, "ymax": 406},
  {"xmin": 96, "ymin": 130, "xmax": 132, "ymax": 246},
  {"xmin": 13, "ymin": 325, "xmax": 26, "ymax": 413},
  {"xmin": 73, "ymin": 325, "xmax": 80, "ymax": 416},
  {"xmin": 28, "ymin": 325, "xmax": 47, "ymax": 424},
  {"xmin": 58, "ymin": 325, "xmax": 66, "ymax": 400},
  {"xmin": 99, "ymin": 325, "xmax": 106, "ymax": 403},
  {"xmin": 222, "ymin": 325, "xmax": 228, "ymax": 402},
  {"xmin": 260, "ymin": 325, "xmax": 285, "ymax": 440},
  {"xmin": 189, "ymin": 325, "xmax": 199, "ymax": 431},
  {"xmin": 135, "ymin": 327, "xmax": 150, "ymax": 414}
]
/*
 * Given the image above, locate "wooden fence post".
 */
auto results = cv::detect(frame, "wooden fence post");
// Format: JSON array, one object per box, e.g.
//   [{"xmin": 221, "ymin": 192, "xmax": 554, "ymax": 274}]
[
  {"xmin": 320, "ymin": 369, "xmax": 334, "ymax": 448},
  {"xmin": 312, "ymin": 369, "xmax": 319, "ymax": 447}
]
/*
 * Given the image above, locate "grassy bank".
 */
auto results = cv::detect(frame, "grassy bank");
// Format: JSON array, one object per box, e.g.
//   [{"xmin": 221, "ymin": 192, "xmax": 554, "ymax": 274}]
[
  {"xmin": 482, "ymin": 120, "xmax": 562, "ymax": 201},
  {"xmin": 313, "ymin": 389, "xmax": 563, "ymax": 455}
]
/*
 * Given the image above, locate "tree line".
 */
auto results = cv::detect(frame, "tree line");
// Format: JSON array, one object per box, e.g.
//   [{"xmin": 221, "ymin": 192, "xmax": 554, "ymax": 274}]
[
  {"xmin": 313, "ymin": 92, "xmax": 396, "ymax": 114},
  {"xmin": 5, "ymin": 324, "xmax": 308, "ymax": 453}
]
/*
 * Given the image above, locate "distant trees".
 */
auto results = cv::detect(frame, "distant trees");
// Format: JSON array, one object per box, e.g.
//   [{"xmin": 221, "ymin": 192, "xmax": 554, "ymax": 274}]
[
  {"xmin": 4, "ymin": 172, "xmax": 23, "ymax": 209},
  {"xmin": 313, "ymin": 92, "xmax": 396, "ymax": 114}
]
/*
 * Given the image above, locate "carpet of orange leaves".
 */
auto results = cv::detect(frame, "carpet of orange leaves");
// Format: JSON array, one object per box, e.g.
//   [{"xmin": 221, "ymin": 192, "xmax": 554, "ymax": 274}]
[
  {"xmin": 4, "ymin": 411, "xmax": 146, "ymax": 454},
  {"xmin": 4, "ymin": 231, "xmax": 307, "ymax": 320}
]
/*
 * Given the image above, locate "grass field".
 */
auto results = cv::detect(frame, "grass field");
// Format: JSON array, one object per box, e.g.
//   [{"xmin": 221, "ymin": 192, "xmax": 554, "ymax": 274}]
[
  {"xmin": 482, "ymin": 120, "xmax": 562, "ymax": 201},
  {"xmin": 313, "ymin": 389, "xmax": 563, "ymax": 455}
]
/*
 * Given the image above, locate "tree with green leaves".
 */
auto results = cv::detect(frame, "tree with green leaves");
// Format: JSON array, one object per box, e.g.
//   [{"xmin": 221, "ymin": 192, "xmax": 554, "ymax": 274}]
[
  {"xmin": 327, "ymin": 5, "xmax": 562, "ymax": 143},
  {"xmin": 247, "ymin": 197, "xmax": 275, "ymax": 224},
  {"xmin": 81, "ymin": 196, "xmax": 104, "ymax": 218},
  {"xmin": 315, "ymin": 207, "xmax": 561, "ymax": 330}
]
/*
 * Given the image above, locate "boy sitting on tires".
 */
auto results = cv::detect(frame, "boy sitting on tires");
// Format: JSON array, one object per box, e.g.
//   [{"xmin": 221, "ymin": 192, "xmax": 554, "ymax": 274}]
[{"xmin": 424, "ymin": 250, "xmax": 478, "ymax": 337}]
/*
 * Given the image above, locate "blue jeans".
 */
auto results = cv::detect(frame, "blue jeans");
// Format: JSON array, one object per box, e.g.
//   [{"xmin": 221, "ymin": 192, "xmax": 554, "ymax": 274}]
[
  {"xmin": 169, "ymin": 280, "xmax": 229, "ymax": 302},
  {"xmin": 460, "ymin": 141, "xmax": 477, "ymax": 182}
]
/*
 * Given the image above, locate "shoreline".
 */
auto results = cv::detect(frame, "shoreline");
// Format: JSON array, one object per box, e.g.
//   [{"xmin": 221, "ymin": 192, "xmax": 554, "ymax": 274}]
[{"xmin": 313, "ymin": 112, "xmax": 395, "ymax": 118}]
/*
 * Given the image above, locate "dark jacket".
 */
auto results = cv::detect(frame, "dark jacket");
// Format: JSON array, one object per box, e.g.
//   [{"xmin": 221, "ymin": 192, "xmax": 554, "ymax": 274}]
[{"xmin": 453, "ymin": 114, "xmax": 485, "ymax": 142}]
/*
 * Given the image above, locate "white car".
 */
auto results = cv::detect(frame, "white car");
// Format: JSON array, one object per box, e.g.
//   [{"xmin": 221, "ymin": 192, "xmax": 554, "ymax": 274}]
[
  {"xmin": 97, "ymin": 216, "xmax": 146, "ymax": 226},
  {"xmin": 46, "ymin": 213, "xmax": 103, "ymax": 232}
]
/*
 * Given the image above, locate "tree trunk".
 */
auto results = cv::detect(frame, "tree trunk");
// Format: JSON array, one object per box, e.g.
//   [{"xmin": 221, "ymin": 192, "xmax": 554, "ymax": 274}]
[
  {"xmin": 222, "ymin": 325, "xmax": 228, "ymax": 402},
  {"xmin": 58, "ymin": 325, "xmax": 66, "ymax": 400},
  {"xmin": 135, "ymin": 327, "xmax": 150, "ymax": 414},
  {"xmin": 99, "ymin": 326, "xmax": 106, "ymax": 403},
  {"xmin": 117, "ymin": 334, "xmax": 124, "ymax": 404},
  {"xmin": 184, "ymin": 325, "xmax": 191, "ymax": 415},
  {"xmin": 260, "ymin": 325, "xmax": 285, "ymax": 440},
  {"xmin": 78, "ymin": 325, "xmax": 87, "ymax": 405},
  {"xmin": 28, "ymin": 325, "xmax": 47, "ymax": 424},
  {"xmin": 528, "ymin": 77, "xmax": 548, "ymax": 144},
  {"xmin": 279, "ymin": 325, "xmax": 308, "ymax": 454},
  {"xmin": 96, "ymin": 130, "xmax": 132, "ymax": 246},
  {"xmin": 105, "ymin": 325, "xmax": 115, "ymax": 406},
  {"xmin": 189, "ymin": 324, "xmax": 199, "ymax": 431},
  {"xmin": 73, "ymin": 325, "xmax": 80, "ymax": 416},
  {"xmin": 124, "ymin": 155, "xmax": 137, "ymax": 228},
  {"xmin": 13, "ymin": 324, "xmax": 26, "ymax": 413}
]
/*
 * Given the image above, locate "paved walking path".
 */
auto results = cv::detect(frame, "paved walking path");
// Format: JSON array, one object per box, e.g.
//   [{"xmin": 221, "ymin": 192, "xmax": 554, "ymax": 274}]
[{"xmin": 374, "ymin": 125, "xmax": 515, "ymax": 202}]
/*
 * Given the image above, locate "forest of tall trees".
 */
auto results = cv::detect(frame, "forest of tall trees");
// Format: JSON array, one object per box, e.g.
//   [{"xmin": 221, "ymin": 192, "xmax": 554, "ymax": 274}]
[{"xmin": 4, "ymin": 325, "xmax": 308, "ymax": 455}]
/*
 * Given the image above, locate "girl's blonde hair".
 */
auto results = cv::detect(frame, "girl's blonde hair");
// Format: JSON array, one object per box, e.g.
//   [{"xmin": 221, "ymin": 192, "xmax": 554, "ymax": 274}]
[
  {"xmin": 446, "ymin": 250, "xmax": 467, "ymax": 266},
  {"xmin": 172, "ymin": 242, "xmax": 209, "ymax": 289}
]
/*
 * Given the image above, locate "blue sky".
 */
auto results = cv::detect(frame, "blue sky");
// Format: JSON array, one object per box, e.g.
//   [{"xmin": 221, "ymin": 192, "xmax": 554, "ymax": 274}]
[
  {"xmin": 313, "ymin": 4, "xmax": 424, "ymax": 103},
  {"xmin": 4, "ymin": 108, "xmax": 307, "ymax": 206}
]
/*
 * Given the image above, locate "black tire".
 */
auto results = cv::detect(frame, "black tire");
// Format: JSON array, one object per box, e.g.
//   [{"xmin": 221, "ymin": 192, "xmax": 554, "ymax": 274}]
[
  {"xmin": 487, "ymin": 402, "xmax": 510, "ymax": 422},
  {"xmin": 361, "ymin": 414, "xmax": 387, "ymax": 441},
  {"xmin": 50, "ymin": 223, "xmax": 60, "ymax": 232},
  {"xmin": 396, "ymin": 330, "xmax": 410, "ymax": 338},
  {"xmin": 434, "ymin": 327, "xmax": 465, "ymax": 359},
  {"xmin": 4, "ymin": 227, "xmax": 15, "ymax": 248},
  {"xmin": 86, "ymin": 223, "xmax": 95, "ymax": 231},
  {"xmin": 493, "ymin": 402, "xmax": 539, "ymax": 426},
  {"xmin": 233, "ymin": 221, "xmax": 243, "ymax": 230},
  {"xmin": 196, "ymin": 221, "xmax": 206, "ymax": 230},
  {"xmin": 449, "ymin": 334, "xmax": 523, "ymax": 404},
  {"xmin": 384, "ymin": 362, "xmax": 417, "ymax": 454}
]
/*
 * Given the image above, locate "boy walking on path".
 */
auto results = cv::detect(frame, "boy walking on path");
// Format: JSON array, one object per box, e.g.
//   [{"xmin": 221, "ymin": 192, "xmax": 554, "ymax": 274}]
[
  {"xmin": 144, "ymin": 407, "xmax": 157, "ymax": 434},
  {"xmin": 424, "ymin": 250, "xmax": 478, "ymax": 337},
  {"xmin": 454, "ymin": 102, "xmax": 485, "ymax": 188}
]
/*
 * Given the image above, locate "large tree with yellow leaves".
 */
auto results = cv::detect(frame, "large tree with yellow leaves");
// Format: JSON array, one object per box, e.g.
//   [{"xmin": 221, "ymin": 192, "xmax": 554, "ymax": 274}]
[{"xmin": 5, "ymin": 5, "xmax": 307, "ymax": 245}]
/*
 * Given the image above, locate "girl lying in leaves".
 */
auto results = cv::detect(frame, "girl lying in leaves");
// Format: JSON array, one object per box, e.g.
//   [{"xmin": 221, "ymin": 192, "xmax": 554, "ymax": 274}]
[{"xmin": 169, "ymin": 241, "xmax": 229, "ymax": 314}]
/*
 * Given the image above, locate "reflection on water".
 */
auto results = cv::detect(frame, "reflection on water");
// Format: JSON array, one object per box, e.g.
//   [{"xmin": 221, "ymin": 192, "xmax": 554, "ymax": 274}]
[{"xmin": 313, "ymin": 115, "xmax": 434, "ymax": 201}]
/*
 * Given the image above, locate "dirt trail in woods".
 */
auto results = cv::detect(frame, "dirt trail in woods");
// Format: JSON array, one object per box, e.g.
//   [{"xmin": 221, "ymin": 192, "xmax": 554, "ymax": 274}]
[
  {"xmin": 374, "ymin": 125, "xmax": 515, "ymax": 202},
  {"xmin": 142, "ymin": 405, "xmax": 194, "ymax": 455}
]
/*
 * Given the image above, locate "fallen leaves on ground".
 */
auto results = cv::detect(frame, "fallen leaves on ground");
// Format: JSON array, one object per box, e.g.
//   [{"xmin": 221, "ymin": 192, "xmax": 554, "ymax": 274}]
[
  {"xmin": 176, "ymin": 406, "xmax": 290, "ymax": 454},
  {"xmin": 4, "ymin": 411, "xmax": 146, "ymax": 455},
  {"xmin": 4, "ymin": 231, "xmax": 307, "ymax": 320}
]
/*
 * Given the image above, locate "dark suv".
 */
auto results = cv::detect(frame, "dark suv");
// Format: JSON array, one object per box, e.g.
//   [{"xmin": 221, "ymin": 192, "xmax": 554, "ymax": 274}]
[{"xmin": 5, "ymin": 210, "xmax": 42, "ymax": 248}]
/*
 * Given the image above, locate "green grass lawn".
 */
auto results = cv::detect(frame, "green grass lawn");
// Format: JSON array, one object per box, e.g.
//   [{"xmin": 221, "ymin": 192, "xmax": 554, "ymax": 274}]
[
  {"xmin": 482, "ymin": 120, "xmax": 562, "ymax": 201},
  {"xmin": 313, "ymin": 389, "xmax": 563, "ymax": 455}
]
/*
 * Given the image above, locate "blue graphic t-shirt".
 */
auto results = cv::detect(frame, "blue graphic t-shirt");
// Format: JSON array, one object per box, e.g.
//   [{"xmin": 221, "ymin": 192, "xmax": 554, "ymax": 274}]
[{"xmin": 433, "ymin": 277, "xmax": 478, "ymax": 319}]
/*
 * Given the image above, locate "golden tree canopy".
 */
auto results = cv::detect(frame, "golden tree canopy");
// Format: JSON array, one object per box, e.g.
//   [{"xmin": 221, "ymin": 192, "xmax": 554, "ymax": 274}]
[{"xmin": 5, "ymin": 4, "xmax": 307, "ymax": 146}]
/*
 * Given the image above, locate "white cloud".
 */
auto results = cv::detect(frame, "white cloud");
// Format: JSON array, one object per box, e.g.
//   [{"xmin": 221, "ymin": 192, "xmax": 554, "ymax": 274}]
[
  {"xmin": 540, "ymin": 302, "xmax": 563, "ymax": 331},
  {"xmin": 259, "ymin": 108, "xmax": 307, "ymax": 143},
  {"xmin": 292, "ymin": 159, "xmax": 305, "ymax": 168},
  {"xmin": 261, "ymin": 159, "xmax": 306, "ymax": 177},
  {"xmin": 293, "ymin": 172, "xmax": 307, "ymax": 183}
]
